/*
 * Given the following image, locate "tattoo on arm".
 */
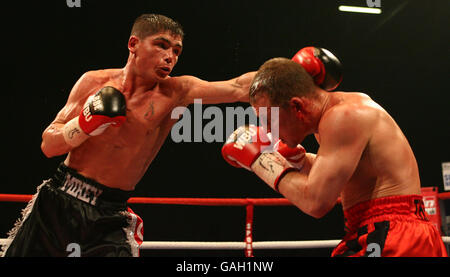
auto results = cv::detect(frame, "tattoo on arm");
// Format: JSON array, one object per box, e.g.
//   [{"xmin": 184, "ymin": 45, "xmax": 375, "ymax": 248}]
[{"xmin": 68, "ymin": 127, "xmax": 80, "ymax": 139}]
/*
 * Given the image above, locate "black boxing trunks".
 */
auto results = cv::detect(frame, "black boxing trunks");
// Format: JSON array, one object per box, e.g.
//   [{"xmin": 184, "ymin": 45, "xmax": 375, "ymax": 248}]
[
  {"xmin": 331, "ymin": 195, "xmax": 447, "ymax": 257},
  {"xmin": 1, "ymin": 163, "xmax": 144, "ymax": 257}
]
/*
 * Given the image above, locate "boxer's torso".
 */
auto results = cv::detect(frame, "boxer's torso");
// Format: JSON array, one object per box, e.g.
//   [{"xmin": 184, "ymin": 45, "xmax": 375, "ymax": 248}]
[
  {"xmin": 321, "ymin": 92, "xmax": 421, "ymax": 209},
  {"xmin": 65, "ymin": 69, "xmax": 187, "ymax": 190}
]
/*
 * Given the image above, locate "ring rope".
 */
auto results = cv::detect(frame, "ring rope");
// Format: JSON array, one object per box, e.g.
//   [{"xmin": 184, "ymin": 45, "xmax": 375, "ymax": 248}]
[
  {"xmin": 0, "ymin": 238, "xmax": 448, "ymax": 249},
  {"xmin": 0, "ymin": 192, "xmax": 449, "ymax": 204},
  {"xmin": 0, "ymin": 193, "xmax": 449, "ymax": 254},
  {"xmin": 0, "ymin": 238, "xmax": 341, "ymax": 249},
  {"xmin": 0, "ymin": 194, "xmax": 294, "ymax": 206}
]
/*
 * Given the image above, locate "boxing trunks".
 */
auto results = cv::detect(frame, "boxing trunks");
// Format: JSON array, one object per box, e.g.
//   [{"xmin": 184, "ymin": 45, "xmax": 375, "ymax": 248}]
[
  {"xmin": 1, "ymin": 163, "xmax": 144, "ymax": 257},
  {"xmin": 332, "ymin": 195, "xmax": 447, "ymax": 257}
]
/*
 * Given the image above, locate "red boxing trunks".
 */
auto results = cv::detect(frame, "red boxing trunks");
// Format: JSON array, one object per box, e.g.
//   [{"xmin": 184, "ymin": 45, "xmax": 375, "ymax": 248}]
[{"xmin": 332, "ymin": 195, "xmax": 447, "ymax": 257}]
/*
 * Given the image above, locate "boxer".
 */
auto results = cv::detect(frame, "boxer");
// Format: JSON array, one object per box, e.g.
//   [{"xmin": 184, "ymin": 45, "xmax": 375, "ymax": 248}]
[
  {"xmin": 2, "ymin": 14, "xmax": 256, "ymax": 257},
  {"xmin": 222, "ymin": 55, "xmax": 447, "ymax": 257}
]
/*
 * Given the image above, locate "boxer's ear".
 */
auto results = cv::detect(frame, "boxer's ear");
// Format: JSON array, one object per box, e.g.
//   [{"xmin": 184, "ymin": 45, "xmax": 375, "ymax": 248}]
[
  {"xmin": 128, "ymin": 36, "xmax": 140, "ymax": 53},
  {"xmin": 289, "ymin": 97, "xmax": 304, "ymax": 119}
]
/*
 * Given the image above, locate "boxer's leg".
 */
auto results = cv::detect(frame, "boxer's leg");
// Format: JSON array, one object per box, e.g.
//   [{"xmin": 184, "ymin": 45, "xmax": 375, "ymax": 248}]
[{"xmin": 2, "ymin": 181, "xmax": 58, "ymax": 256}]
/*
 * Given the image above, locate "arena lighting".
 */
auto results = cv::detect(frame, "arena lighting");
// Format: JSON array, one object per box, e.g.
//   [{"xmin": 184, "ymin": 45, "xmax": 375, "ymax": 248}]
[{"xmin": 338, "ymin": 5, "xmax": 382, "ymax": 14}]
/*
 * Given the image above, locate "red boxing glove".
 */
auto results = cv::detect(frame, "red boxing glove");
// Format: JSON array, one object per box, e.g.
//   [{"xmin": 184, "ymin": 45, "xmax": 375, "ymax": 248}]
[
  {"xmin": 274, "ymin": 140, "xmax": 306, "ymax": 170},
  {"xmin": 222, "ymin": 125, "xmax": 298, "ymax": 191},
  {"xmin": 63, "ymin": 87, "xmax": 126, "ymax": 147},
  {"xmin": 292, "ymin": 47, "xmax": 343, "ymax": 91},
  {"xmin": 221, "ymin": 125, "xmax": 272, "ymax": 170}
]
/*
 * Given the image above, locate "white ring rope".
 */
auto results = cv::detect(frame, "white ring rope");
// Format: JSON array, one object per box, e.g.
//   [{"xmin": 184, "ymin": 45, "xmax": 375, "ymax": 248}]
[
  {"xmin": 139, "ymin": 240, "xmax": 342, "ymax": 250},
  {"xmin": 1, "ymin": 237, "xmax": 449, "ymax": 250}
]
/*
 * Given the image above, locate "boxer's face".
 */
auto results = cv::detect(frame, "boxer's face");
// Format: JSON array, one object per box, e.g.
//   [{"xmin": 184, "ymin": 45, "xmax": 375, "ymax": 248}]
[
  {"xmin": 129, "ymin": 31, "xmax": 183, "ymax": 81},
  {"xmin": 252, "ymin": 95, "xmax": 306, "ymax": 148}
]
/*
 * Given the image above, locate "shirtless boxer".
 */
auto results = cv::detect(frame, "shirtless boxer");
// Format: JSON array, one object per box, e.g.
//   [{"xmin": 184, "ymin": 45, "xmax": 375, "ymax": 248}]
[
  {"xmin": 1, "ymin": 14, "xmax": 255, "ymax": 257},
  {"xmin": 222, "ymin": 55, "xmax": 447, "ymax": 256}
]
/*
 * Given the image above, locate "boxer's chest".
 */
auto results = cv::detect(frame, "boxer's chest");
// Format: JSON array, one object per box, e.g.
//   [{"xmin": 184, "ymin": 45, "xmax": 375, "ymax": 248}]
[
  {"xmin": 93, "ymin": 87, "xmax": 179, "ymax": 151},
  {"xmin": 124, "ymin": 88, "xmax": 180, "ymax": 131}
]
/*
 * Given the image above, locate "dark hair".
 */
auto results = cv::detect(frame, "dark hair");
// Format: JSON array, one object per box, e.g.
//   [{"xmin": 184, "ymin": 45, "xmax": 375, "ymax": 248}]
[
  {"xmin": 130, "ymin": 14, "xmax": 184, "ymax": 40},
  {"xmin": 249, "ymin": 57, "xmax": 315, "ymax": 107}
]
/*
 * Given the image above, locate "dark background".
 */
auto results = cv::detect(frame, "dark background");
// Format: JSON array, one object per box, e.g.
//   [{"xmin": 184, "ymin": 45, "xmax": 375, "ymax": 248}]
[{"xmin": 1, "ymin": 0, "xmax": 449, "ymax": 257}]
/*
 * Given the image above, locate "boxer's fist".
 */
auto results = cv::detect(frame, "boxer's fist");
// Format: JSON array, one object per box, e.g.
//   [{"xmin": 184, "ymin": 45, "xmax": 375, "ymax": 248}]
[
  {"xmin": 292, "ymin": 47, "xmax": 343, "ymax": 91},
  {"xmin": 79, "ymin": 86, "xmax": 127, "ymax": 135},
  {"xmin": 63, "ymin": 87, "xmax": 126, "ymax": 147},
  {"xmin": 274, "ymin": 140, "xmax": 306, "ymax": 170},
  {"xmin": 221, "ymin": 125, "xmax": 272, "ymax": 171},
  {"xmin": 222, "ymin": 125, "xmax": 298, "ymax": 192}
]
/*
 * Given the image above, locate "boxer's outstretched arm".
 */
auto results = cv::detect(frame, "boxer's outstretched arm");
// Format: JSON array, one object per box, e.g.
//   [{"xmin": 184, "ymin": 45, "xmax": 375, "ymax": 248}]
[
  {"xmin": 41, "ymin": 72, "xmax": 94, "ymax": 157},
  {"xmin": 277, "ymin": 107, "xmax": 372, "ymax": 218},
  {"xmin": 180, "ymin": 71, "xmax": 256, "ymax": 105}
]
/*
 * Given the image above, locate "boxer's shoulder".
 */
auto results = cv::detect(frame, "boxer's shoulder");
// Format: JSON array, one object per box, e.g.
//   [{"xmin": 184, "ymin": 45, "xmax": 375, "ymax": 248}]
[
  {"xmin": 323, "ymin": 98, "xmax": 374, "ymax": 121},
  {"xmin": 79, "ymin": 69, "xmax": 122, "ymax": 88},
  {"xmin": 158, "ymin": 75, "xmax": 195, "ymax": 104},
  {"xmin": 162, "ymin": 75, "xmax": 195, "ymax": 91},
  {"xmin": 319, "ymin": 95, "xmax": 379, "ymax": 138},
  {"xmin": 327, "ymin": 92, "xmax": 382, "ymax": 118},
  {"xmin": 70, "ymin": 69, "xmax": 122, "ymax": 101}
]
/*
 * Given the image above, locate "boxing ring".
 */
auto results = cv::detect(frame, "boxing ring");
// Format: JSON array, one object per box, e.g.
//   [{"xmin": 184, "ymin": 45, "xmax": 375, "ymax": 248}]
[{"xmin": 1, "ymin": 189, "xmax": 449, "ymax": 257}]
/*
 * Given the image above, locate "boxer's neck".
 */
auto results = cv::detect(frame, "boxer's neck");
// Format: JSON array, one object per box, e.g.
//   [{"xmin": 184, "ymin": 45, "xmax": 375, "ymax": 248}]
[
  {"xmin": 311, "ymin": 89, "xmax": 332, "ymax": 133},
  {"xmin": 121, "ymin": 57, "xmax": 159, "ymax": 96}
]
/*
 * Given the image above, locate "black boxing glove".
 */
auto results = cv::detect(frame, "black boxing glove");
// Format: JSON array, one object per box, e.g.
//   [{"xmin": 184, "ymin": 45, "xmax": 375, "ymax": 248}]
[
  {"xmin": 63, "ymin": 86, "xmax": 126, "ymax": 147},
  {"xmin": 292, "ymin": 47, "xmax": 343, "ymax": 91}
]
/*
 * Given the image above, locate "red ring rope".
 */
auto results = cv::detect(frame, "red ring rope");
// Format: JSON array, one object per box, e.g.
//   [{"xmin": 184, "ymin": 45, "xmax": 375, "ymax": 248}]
[
  {"xmin": 438, "ymin": 192, "xmax": 450, "ymax": 200},
  {"xmin": 0, "ymin": 194, "xmax": 309, "ymax": 205},
  {"xmin": 1, "ymin": 192, "xmax": 448, "ymax": 205},
  {"xmin": 1, "ymin": 191, "xmax": 449, "ymax": 256}
]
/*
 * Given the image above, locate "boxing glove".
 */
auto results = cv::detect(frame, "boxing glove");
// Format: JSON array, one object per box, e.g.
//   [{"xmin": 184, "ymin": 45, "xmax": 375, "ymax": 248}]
[
  {"xmin": 273, "ymin": 140, "xmax": 306, "ymax": 170},
  {"xmin": 292, "ymin": 47, "xmax": 343, "ymax": 91},
  {"xmin": 63, "ymin": 86, "xmax": 126, "ymax": 147},
  {"xmin": 222, "ymin": 125, "xmax": 298, "ymax": 192}
]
